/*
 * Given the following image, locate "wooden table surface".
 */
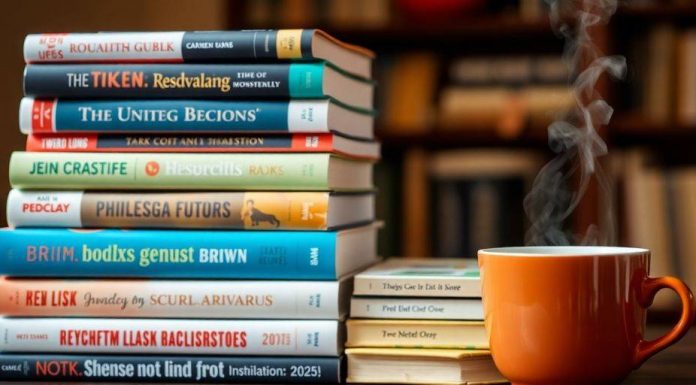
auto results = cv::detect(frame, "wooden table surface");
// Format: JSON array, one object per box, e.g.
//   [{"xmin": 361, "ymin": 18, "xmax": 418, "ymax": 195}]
[{"xmin": 622, "ymin": 324, "xmax": 696, "ymax": 384}]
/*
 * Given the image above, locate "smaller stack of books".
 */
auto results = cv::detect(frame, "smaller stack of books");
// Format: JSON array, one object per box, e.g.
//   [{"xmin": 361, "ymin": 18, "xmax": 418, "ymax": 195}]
[{"xmin": 345, "ymin": 258, "xmax": 504, "ymax": 384}]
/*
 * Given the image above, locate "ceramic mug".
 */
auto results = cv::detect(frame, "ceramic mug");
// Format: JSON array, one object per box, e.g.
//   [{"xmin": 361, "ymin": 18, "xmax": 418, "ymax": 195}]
[{"xmin": 478, "ymin": 246, "xmax": 695, "ymax": 385}]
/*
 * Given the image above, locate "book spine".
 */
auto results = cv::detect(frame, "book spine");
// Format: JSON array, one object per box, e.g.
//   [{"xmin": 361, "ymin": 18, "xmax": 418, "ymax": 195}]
[
  {"xmin": 26, "ymin": 133, "xmax": 336, "ymax": 153},
  {"xmin": 23, "ymin": 63, "xmax": 324, "ymax": 99},
  {"xmin": 20, "ymin": 98, "xmax": 330, "ymax": 134},
  {"xmin": 9, "ymin": 152, "xmax": 331, "ymax": 190},
  {"xmin": 0, "ymin": 354, "xmax": 340, "ymax": 383},
  {"xmin": 0, "ymin": 228, "xmax": 338, "ymax": 279},
  {"xmin": 7, "ymin": 190, "xmax": 333, "ymax": 230},
  {"xmin": 0, "ymin": 318, "xmax": 340, "ymax": 356},
  {"xmin": 0, "ymin": 278, "xmax": 340, "ymax": 319},
  {"xmin": 24, "ymin": 30, "xmax": 313, "ymax": 63},
  {"xmin": 345, "ymin": 321, "xmax": 487, "ymax": 349},
  {"xmin": 349, "ymin": 297, "xmax": 483, "ymax": 320},
  {"xmin": 353, "ymin": 277, "xmax": 482, "ymax": 298}
]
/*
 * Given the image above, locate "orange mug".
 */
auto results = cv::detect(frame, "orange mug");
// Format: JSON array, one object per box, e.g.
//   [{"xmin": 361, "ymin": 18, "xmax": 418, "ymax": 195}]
[{"xmin": 478, "ymin": 246, "xmax": 695, "ymax": 385}]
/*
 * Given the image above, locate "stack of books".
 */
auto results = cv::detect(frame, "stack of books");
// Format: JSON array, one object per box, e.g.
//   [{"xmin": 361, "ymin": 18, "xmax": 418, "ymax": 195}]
[
  {"xmin": 345, "ymin": 258, "xmax": 504, "ymax": 384},
  {"xmin": 0, "ymin": 30, "xmax": 379, "ymax": 384}
]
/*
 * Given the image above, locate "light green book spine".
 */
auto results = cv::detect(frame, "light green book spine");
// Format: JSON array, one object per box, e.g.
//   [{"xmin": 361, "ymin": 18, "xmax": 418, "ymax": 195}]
[{"xmin": 9, "ymin": 152, "xmax": 330, "ymax": 190}]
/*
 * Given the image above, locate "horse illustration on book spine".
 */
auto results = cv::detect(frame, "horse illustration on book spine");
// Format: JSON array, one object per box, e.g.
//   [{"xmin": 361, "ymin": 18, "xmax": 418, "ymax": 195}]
[{"xmin": 241, "ymin": 199, "xmax": 281, "ymax": 228}]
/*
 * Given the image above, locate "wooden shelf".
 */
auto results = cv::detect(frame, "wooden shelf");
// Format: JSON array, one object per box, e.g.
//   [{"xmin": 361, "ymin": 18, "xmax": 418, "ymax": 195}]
[
  {"xmin": 377, "ymin": 126, "xmax": 550, "ymax": 149},
  {"xmin": 609, "ymin": 115, "xmax": 696, "ymax": 146},
  {"xmin": 616, "ymin": 4, "xmax": 696, "ymax": 20}
]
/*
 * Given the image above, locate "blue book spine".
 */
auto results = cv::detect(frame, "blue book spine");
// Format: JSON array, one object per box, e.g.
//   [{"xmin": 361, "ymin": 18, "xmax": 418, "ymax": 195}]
[
  {"xmin": 20, "ymin": 98, "xmax": 327, "ymax": 133},
  {"xmin": 0, "ymin": 354, "xmax": 341, "ymax": 383},
  {"xmin": 0, "ymin": 228, "xmax": 337, "ymax": 279},
  {"xmin": 23, "ymin": 63, "xmax": 325, "ymax": 99}
]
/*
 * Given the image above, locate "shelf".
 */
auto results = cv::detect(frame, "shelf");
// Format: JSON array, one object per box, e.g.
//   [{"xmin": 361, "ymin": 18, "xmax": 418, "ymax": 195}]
[
  {"xmin": 377, "ymin": 126, "xmax": 550, "ymax": 149},
  {"xmin": 609, "ymin": 115, "xmax": 696, "ymax": 146},
  {"xmin": 616, "ymin": 4, "xmax": 696, "ymax": 21}
]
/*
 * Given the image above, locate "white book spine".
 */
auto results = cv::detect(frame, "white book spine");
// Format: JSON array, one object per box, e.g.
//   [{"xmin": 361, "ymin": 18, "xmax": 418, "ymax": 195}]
[
  {"xmin": 7, "ymin": 189, "xmax": 84, "ymax": 227},
  {"xmin": 350, "ymin": 297, "xmax": 483, "ymax": 320},
  {"xmin": 24, "ymin": 32, "xmax": 185, "ymax": 63},
  {"xmin": 0, "ymin": 318, "xmax": 340, "ymax": 356},
  {"xmin": 0, "ymin": 279, "xmax": 341, "ymax": 319},
  {"xmin": 353, "ymin": 277, "xmax": 481, "ymax": 298}
]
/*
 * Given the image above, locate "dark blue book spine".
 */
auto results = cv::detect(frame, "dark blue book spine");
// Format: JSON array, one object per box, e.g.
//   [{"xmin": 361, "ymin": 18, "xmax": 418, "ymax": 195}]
[
  {"xmin": 0, "ymin": 354, "xmax": 341, "ymax": 383},
  {"xmin": 0, "ymin": 228, "xmax": 338, "ymax": 279},
  {"xmin": 23, "ymin": 63, "xmax": 325, "ymax": 99}
]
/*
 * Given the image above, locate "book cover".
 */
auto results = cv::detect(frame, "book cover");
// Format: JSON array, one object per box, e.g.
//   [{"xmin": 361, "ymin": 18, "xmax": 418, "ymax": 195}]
[
  {"xmin": 23, "ymin": 30, "xmax": 374, "ymax": 79},
  {"xmin": 0, "ymin": 225, "xmax": 379, "ymax": 279},
  {"xmin": 0, "ymin": 354, "xmax": 341, "ymax": 383},
  {"xmin": 0, "ymin": 318, "xmax": 341, "ymax": 356},
  {"xmin": 345, "ymin": 319, "xmax": 488, "ymax": 349},
  {"xmin": 353, "ymin": 258, "xmax": 481, "ymax": 298},
  {"xmin": 350, "ymin": 297, "xmax": 483, "ymax": 320},
  {"xmin": 23, "ymin": 63, "xmax": 374, "ymax": 110},
  {"xmin": 0, "ymin": 278, "xmax": 350, "ymax": 319},
  {"xmin": 9, "ymin": 152, "xmax": 373, "ymax": 191},
  {"xmin": 21, "ymin": 98, "xmax": 367, "ymax": 135},
  {"xmin": 26, "ymin": 133, "xmax": 381, "ymax": 159},
  {"xmin": 7, "ymin": 190, "xmax": 374, "ymax": 230}
]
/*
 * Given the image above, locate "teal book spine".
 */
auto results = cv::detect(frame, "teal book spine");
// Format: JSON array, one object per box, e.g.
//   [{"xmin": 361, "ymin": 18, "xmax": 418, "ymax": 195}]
[{"xmin": 0, "ymin": 228, "xmax": 339, "ymax": 279}]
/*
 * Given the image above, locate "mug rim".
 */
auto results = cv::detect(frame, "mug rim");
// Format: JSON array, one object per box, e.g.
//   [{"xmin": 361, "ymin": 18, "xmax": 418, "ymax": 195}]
[{"xmin": 479, "ymin": 246, "xmax": 649, "ymax": 257}]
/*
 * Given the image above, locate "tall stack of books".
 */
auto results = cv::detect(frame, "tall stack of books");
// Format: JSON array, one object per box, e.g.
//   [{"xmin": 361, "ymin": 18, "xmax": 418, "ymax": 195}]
[
  {"xmin": 0, "ymin": 30, "xmax": 379, "ymax": 384},
  {"xmin": 345, "ymin": 258, "xmax": 504, "ymax": 384}
]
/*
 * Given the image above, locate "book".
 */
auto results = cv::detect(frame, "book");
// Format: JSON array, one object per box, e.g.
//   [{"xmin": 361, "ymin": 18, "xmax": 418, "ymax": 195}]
[
  {"xmin": 345, "ymin": 319, "xmax": 487, "ymax": 349},
  {"xmin": 0, "ymin": 354, "xmax": 341, "ymax": 383},
  {"xmin": 346, "ymin": 348, "xmax": 504, "ymax": 384},
  {"xmin": 23, "ymin": 63, "xmax": 375, "ymax": 111},
  {"xmin": 0, "ymin": 277, "xmax": 351, "ymax": 319},
  {"xmin": 20, "ymin": 98, "xmax": 375, "ymax": 140},
  {"xmin": 7, "ymin": 190, "xmax": 375, "ymax": 230},
  {"xmin": 677, "ymin": 29, "xmax": 696, "ymax": 125},
  {"xmin": 0, "ymin": 224, "xmax": 379, "ymax": 279},
  {"xmin": 9, "ymin": 152, "xmax": 373, "ymax": 191},
  {"xmin": 350, "ymin": 297, "xmax": 483, "ymax": 320},
  {"xmin": 23, "ymin": 30, "xmax": 374, "ymax": 79},
  {"xmin": 353, "ymin": 258, "xmax": 481, "ymax": 298},
  {"xmin": 26, "ymin": 132, "xmax": 381, "ymax": 159},
  {"xmin": 0, "ymin": 318, "xmax": 342, "ymax": 356}
]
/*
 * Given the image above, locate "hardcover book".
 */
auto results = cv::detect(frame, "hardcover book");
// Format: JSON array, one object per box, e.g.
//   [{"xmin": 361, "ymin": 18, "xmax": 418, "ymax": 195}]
[
  {"xmin": 350, "ymin": 297, "xmax": 483, "ymax": 320},
  {"xmin": 20, "ymin": 98, "xmax": 375, "ymax": 140},
  {"xmin": 0, "ymin": 354, "xmax": 341, "ymax": 383},
  {"xmin": 7, "ymin": 190, "xmax": 375, "ymax": 230},
  {"xmin": 346, "ymin": 348, "xmax": 504, "ymax": 384},
  {"xmin": 0, "ymin": 318, "xmax": 342, "ymax": 356},
  {"xmin": 353, "ymin": 258, "xmax": 481, "ymax": 298},
  {"xmin": 345, "ymin": 319, "xmax": 488, "ymax": 349},
  {"xmin": 23, "ymin": 63, "xmax": 374, "ymax": 111},
  {"xmin": 26, "ymin": 133, "xmax": 380, "ymax": 159},
  {"xmin": 23, "ymin": 29, "xmax": 374, "ymax": 79},
  {"xmin": 0, "ymin": 225, "xmax": 379, "ymax": 279},
  {"xmin": 0, "ymin": 277, "xmax": 351, "ymax": 319},
  {"xmin": 9, "ymin": 152, "xmax": 373, "ymax": 191}
]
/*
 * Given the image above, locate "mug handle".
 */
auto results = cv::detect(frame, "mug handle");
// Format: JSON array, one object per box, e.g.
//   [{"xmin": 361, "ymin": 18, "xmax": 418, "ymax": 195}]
[{"xmin": 633, "ymin": 276, "xmax": 696, "ymax": 368}]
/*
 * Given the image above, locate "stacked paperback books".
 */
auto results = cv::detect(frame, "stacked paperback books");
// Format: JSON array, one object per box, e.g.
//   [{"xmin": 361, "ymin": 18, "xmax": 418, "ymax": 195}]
[
  {"xmin": 345, "ymin": 259, "xmax": 504, "ymax": 384},
  {"xmin": 0, "ymin": 30, "xmax": 379, "ymax": 384}
]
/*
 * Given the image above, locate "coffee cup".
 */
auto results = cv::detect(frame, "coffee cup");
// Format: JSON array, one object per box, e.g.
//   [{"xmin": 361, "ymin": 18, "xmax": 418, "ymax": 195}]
[{"xmin": 478, "ymin": 246, "xmax": 695, "ymax": 385}]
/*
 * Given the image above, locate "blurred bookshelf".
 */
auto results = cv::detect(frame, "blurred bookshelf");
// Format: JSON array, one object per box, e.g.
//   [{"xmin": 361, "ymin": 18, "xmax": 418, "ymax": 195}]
[{"xmin": 227, "ymin": 1, "xmax": 696, "ymax": 302}]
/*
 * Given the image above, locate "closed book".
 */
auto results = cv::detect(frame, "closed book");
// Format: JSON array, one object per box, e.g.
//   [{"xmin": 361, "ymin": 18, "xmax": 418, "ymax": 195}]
[
  {"xmin": 0, "ymin": 277, "xmax": 351, "ymax": 319},
  {"xmin": 350, "ymin": 297, "xmax": 483, "ymax": 320},
  {"xmin": 26, "ymin": 133, "xmax": 381, "ymax": 159},
  {"xmin": 0, "ymin": 318, "xmax": 342, "ymax": 356},
  {"xmin": 0, "ymin": 225, "xmax": 378, "ymax": 279},
  {"xmin": 23, "ymin": 63, "xmax": 374, "ymax": 111},
  {"xmin": 0, "ymin": 354, "xmax": 341, "ymax": 383},
  {"xmin": 9, "ymin": 152, "xmax": 373, "ymax": 191},
  {"xmin": 345, "ymin": 319, "xmax": 488, "ymax": 349},
  {"xmin": 353, "ymin": 258, "xmax": 481, "ymax": 298},
  {"xmin": 7, "ymin": 190, "xmax": 375, "ymax": 230},
  {"xmin": 20, "ymin": 98, "xmax": 374, "ymax": 140},
  {"xmin": 24, "ymin": 29, "xmax": 374, "ymax": 79},
  {"xmin": 346, "ymin": 348, "xmax": 504, "ymax": 384}
]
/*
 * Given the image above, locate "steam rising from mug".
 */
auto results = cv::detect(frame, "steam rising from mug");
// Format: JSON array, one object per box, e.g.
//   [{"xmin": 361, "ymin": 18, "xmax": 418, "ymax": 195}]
[{"xmin": 524, "ymin": 0, "xmax": 626, "ymax": 246}]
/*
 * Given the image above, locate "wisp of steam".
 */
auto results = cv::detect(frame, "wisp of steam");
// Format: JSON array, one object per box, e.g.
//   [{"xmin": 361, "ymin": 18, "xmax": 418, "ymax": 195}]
[{"xmin": 524, "ymin": 0, "xmax": 626, "ymax": 246}]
